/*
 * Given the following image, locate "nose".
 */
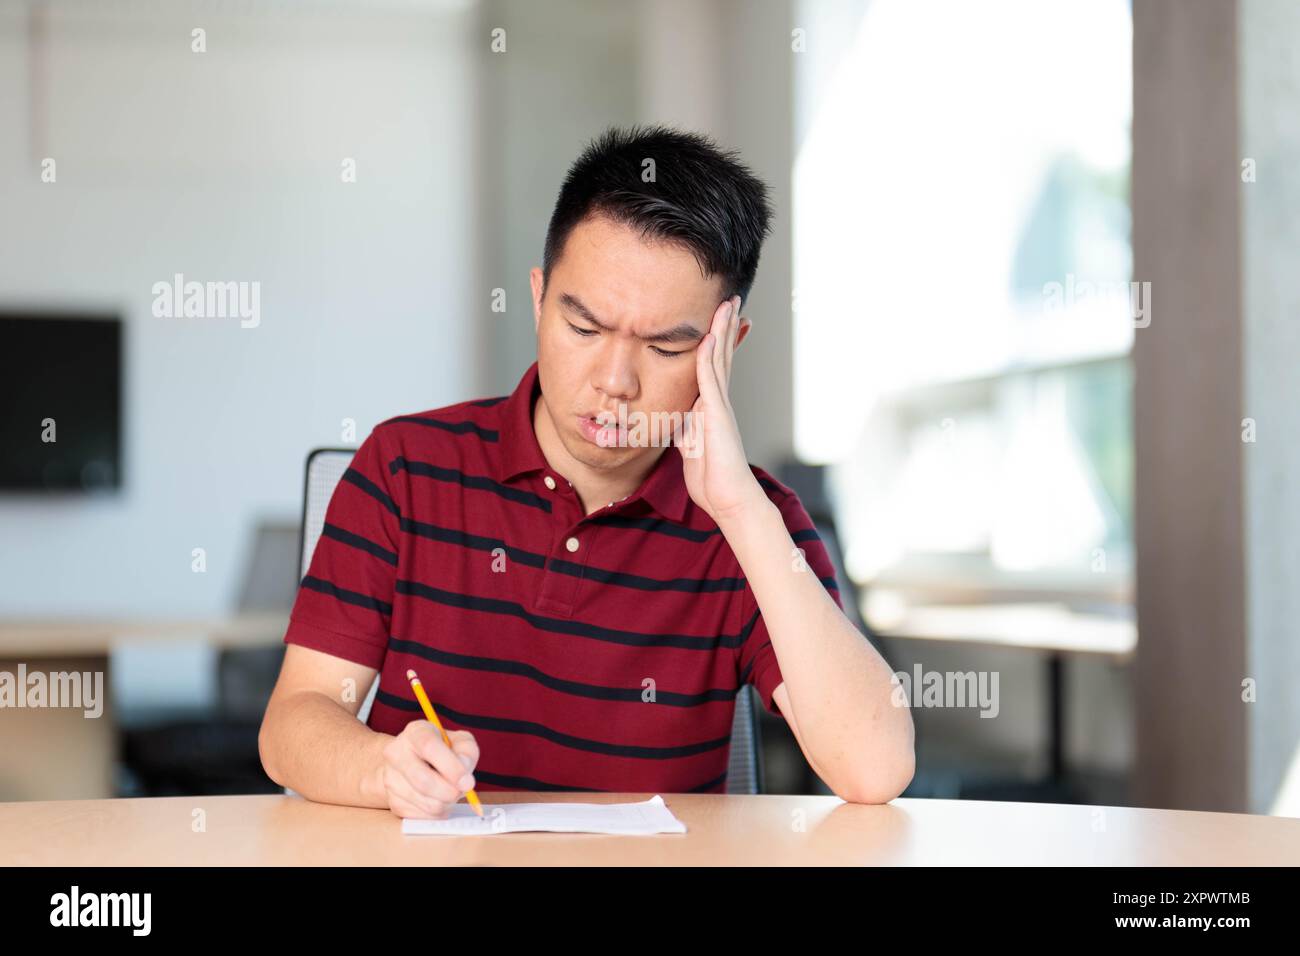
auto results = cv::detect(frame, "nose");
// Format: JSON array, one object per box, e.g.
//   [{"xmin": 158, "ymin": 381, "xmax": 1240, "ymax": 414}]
[{"xmin": 591, "ymin": 336, "xmax": 639, "ymax": 405}]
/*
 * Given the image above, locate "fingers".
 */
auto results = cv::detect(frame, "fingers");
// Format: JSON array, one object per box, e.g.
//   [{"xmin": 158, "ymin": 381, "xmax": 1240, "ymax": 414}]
[
  {"xmin": 397, "ymin": 745, "xmax": 463, "ymax": 804},
  {"xmin": 722, "ymin": 295, "xmax": 740, "ymax": 382},
  {"xmin": 678, "ymin": 394, "xmax": 704, "ymax": 460},
  {"xmin": 697, "ymin": 298, "xmax": 732, "ymax": 405},
  {"xmin": 696, "ymin": 327, "xmax": 722, "ymax": 409},
  {"xmin": 386, "ymin": 772, "xmax": 452, "ymax": 819},
  {"xmin": 387, "ymin": 723, "xmax": 477, "ymax": 815},
  {"xmin": 390, "ymin": 797, "xmax": 444, "ymax": 820},
  {"xmin": 381, "ymin": 741, "xmax": 456, "ymax": 817},
  {"xmin": 708, "ymin": 295, "xmax": 739, "ymax": 398},
  {"xmin": 409, "ymin": 722, "xmax": 477, "ymax": 792},
  {"xmin": 447, "ymin": 729, "xmax": 480, "ymax": 774},
  {"xmin": 711, "ymin": 299, "xmax": 730, "ymax": 391}
]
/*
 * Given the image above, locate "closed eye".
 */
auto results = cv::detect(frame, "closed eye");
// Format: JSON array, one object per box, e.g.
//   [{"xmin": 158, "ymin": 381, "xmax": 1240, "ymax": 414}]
[{"xmin": 568, "ymin": 321, "xmax": 687, "ymax": 357}]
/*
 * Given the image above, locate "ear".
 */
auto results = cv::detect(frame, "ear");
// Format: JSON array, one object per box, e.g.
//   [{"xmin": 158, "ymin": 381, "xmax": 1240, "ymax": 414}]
[
  {"xmin": 529, "ymin": 267, "xmax": 545, "ymax": 334},
  {"xmin": 734, "ymin": 316, "xmax": 753, "ymax": 351}
]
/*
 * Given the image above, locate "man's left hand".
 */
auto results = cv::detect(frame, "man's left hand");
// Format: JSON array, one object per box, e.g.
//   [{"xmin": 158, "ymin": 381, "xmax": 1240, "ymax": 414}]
[{"xmin": 679, "ymin": 295, "xmax": 768, "ymax": 524}]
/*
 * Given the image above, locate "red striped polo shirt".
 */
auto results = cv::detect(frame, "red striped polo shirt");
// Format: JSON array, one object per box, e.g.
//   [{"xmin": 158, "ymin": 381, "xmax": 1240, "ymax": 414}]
[{"xmin": 284, "ymin": 360, "xmax": 843, "ymax": 793}]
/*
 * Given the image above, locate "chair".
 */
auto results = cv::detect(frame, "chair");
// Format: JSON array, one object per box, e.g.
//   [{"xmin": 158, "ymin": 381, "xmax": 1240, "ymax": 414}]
[
  {"xmin": 299, "ymin": 448, "xmax": 763, "ymax": 794},
  {"xmin": 118, "ymin": 520, "xmax": 301, "ymax": 796},
  {"xmin": 299, "ymin": 450, "xmax": 382, "ymax": 722}
]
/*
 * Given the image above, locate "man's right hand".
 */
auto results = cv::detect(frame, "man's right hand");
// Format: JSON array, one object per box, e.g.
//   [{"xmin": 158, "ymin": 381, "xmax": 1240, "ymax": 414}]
[{"xmin": 379, "ymin": 722, "xmax": 480, "ymax": 819}]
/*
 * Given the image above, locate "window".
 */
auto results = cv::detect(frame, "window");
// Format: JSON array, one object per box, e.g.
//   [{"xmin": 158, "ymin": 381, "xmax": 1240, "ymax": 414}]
[{"xmin": 793, "ymin": 0, "xmax": 1134, "ymax": 615}]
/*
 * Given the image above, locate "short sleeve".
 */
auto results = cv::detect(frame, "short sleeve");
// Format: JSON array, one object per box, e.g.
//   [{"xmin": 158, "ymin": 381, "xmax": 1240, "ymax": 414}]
[
  {"xmin": 737, "ymin": 491, "xmax": 844, "ymax": 717},
  {"xmin": 284, "ymin": 429, "xmax": 401, "ymax": 670}
]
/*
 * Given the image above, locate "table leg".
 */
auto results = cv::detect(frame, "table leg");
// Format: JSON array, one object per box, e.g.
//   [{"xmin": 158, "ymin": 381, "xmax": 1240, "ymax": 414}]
[{"xmin": 1047, "ymin": 651, "xmax": 1065, "ymax": 783}]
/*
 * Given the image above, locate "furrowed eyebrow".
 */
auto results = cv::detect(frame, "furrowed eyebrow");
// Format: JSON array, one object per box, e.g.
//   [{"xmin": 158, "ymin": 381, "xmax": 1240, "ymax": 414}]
[
  {"xmin": 559, "ymin": 292, "xmax": 705, "ymax": 346},
  {"xmin": 559, "ymin": 292, "xmax": 605, "ymax": 327},
  {"xmin": 642, "ymin": 322, "xmax": 705, "ymax": 345}
]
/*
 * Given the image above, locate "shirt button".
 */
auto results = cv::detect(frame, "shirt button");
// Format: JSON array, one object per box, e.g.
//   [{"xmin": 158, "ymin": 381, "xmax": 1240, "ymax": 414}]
[
  {"xmin": 565, "ymin": 536, "xmax": 580, "ymax": 552},
  {"xmin": 543, "ymin": 475, "xmax": 557, "ymax": 490}
]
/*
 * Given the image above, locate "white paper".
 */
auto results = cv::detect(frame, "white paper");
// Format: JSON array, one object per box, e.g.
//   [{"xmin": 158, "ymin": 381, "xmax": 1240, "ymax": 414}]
[{"xmin": 400, "ymin": 794, "xmax": 687, "ymax": 836}]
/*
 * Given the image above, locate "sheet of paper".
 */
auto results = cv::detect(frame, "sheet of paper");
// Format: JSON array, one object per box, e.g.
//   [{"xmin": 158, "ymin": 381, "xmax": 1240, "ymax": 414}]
[{"xmin": 400, "ymin": 794, "xmax": 687, "ymax": 836}]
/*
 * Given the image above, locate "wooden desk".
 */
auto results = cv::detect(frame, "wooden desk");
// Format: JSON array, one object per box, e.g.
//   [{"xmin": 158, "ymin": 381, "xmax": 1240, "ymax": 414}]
[
  {"xmin": 0, "ymin": 613, "xmax": 289, "ymax": 658},
  {"xmin": 0, "ymin": 614, "xmax": 287, "ymax": 800},
  {"xmin": 2, "ymin": 792, "xmax": 1297, "ymax": 866},
  {"xmin": 873, "ymin": 602, "xmax": 1136, "ymax": 795},
  {"xmin": 870, "ymin": 602, "xmax": 1136, "ymax": 659}
]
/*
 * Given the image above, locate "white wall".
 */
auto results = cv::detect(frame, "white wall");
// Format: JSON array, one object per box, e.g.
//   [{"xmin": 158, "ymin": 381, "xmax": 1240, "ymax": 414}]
[
  {"xmin": 0, "ymin": 0, "xmax": 479, "ymax": 616},
  {"xmin": 475, "ymin": 0, "xmax": 640, "ymax": 395}
]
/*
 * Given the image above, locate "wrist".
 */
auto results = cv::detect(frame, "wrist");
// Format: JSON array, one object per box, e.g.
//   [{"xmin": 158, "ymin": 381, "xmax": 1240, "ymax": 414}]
[
  {"xmin": 714, "ymin": 489, "xmax": 779, "ymax": 534},
  {"xmin": 359, "ymin": 731, "xmax": 394, "ymax": 808}
]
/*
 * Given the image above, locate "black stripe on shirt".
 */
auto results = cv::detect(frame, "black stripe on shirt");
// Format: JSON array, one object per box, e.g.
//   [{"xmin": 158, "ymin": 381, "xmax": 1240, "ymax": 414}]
[
  {"xmin": 320, "ymin": 522, "xmax": 398, "ymax": 566},
  {"xmin": 468, "ymin": 767, "xmax": 727, "ymax": 793},
  {"xmin": 395, "ymin": 578, "xmax": 758, "ymax": 649},
  {"xmin": 400, "ymin": 516, "xmax": 544, "ymax": 568},
  {"xmin": 389, "ymin": 457, "xmax": 551, "ymax": 512},
  {"xmin": 341, "ymin": 467, "xmax": 400, "ymax": 516},
  {"xmin": 556, "ymin": 558, "xmax": 744, "ymax": 593},
  {"xmin": 387, "ymin": 637, "xmax": 738, "ymax": 706},
  {"xmin": 588, "ymin": 513, "xmax": 721, "ymax": 543},
  {"xmin": 466, "ymin": 769, "xmax": 601, "ymax": 792},
  {"xmin": 687, "ymin": 771, "xmax": 730, "ymax": 793},
  {"xmin": 738, "ymin": 635, "xmax": 773, "ymax": 688},
  {"xmin": 398, "ymin": 516, "xmax": 743, "ymax": 593},
  {"xmin": 300, "ymin": 575, "xmax": 393, "ymax": 616},
  {"xmin": 386, "ymin": 415, "xmax": 499, "ymax": 442},
  {"xmin": 374, "ymin": 690, "xmax": 729, "ymax": 760}
]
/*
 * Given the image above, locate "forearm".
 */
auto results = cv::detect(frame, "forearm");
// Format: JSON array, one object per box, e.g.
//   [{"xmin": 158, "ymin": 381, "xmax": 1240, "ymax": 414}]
[
  {"xmin": 719, "ymin": 498, "xmax": 915, "ymax": 802},
  {"xmin": 259, "ymin": 691, "xmax": 393, "ymax": 809}
]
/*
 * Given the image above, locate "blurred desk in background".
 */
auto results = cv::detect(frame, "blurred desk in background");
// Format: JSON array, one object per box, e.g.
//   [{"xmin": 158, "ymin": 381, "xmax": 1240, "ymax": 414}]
[
  {"xmin": 0, "ymin": 613, "xmax": 287, "ymax": 801},
  {"xmin": 872, "ymin": 602, "xmax": 1135, "ymax": 658},
  {"xmin": 872, "ymin": 602, "xmax": 1136, "ymax": 800}
]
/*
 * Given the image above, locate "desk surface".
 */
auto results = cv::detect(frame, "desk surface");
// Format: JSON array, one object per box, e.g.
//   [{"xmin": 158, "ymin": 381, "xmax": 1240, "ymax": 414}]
[
  {"xmin": 0, "ymin": 612, "xmax": 288, "ymax": 657},
  {"xmin": 2, "ymin": 792, "xmax": 1296, "ymax": 866},
  {"xmin": 873, "ymin": 603, "xmax": 1137, "ymax": 659}
]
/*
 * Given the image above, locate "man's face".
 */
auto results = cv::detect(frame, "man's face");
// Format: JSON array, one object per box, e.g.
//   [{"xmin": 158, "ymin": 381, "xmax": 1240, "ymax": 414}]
[{"xmin": 529, "ymin": 213, "xmax": 741, "ymax": 476}]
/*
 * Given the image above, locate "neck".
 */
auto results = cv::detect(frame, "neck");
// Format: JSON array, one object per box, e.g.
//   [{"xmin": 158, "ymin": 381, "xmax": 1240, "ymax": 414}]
[{"xmin": 532, "ymin": 391, "xmax": 663, "ymax": 516}]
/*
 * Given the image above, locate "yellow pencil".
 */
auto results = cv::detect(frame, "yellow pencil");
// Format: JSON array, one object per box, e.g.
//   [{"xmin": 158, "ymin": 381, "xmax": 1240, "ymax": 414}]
[{"xmin": 405, "ymin": 669, "xmax": 484, "ymax": 817}]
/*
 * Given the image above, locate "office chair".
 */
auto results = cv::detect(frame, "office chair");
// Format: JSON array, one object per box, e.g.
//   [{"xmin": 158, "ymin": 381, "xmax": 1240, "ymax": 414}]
[
  {"xmin": 117, "ymin": 520, "xmax": 300, "ymax": 796},
  {"xmin": 298, "ymin": 448, "xmax": 763, "ymax": 795}
]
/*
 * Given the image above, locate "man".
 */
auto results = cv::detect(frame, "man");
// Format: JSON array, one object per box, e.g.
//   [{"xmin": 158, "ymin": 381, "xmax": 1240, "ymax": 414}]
[{"xmin": 259, "ymin": 125, "xmax": 914, "ymax": 818}]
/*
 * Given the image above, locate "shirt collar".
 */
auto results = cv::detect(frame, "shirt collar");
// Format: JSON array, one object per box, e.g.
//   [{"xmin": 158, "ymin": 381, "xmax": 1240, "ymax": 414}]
[
  {"xmin": 631, "ymin": 435, "xmax": 691, "ymax": 524},
  {"xmin": 498, "ymin": 361, "xmax": 550, "ymax": 483},
  {"xmin": 497, "ymin": 361, "xmax": 691, "ymax": 524}
]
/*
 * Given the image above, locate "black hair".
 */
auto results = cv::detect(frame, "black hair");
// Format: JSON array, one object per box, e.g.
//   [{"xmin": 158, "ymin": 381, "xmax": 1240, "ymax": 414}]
[{"xmin": 542, "ymin": 124, "xmax": 773, "ymax": 308}]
